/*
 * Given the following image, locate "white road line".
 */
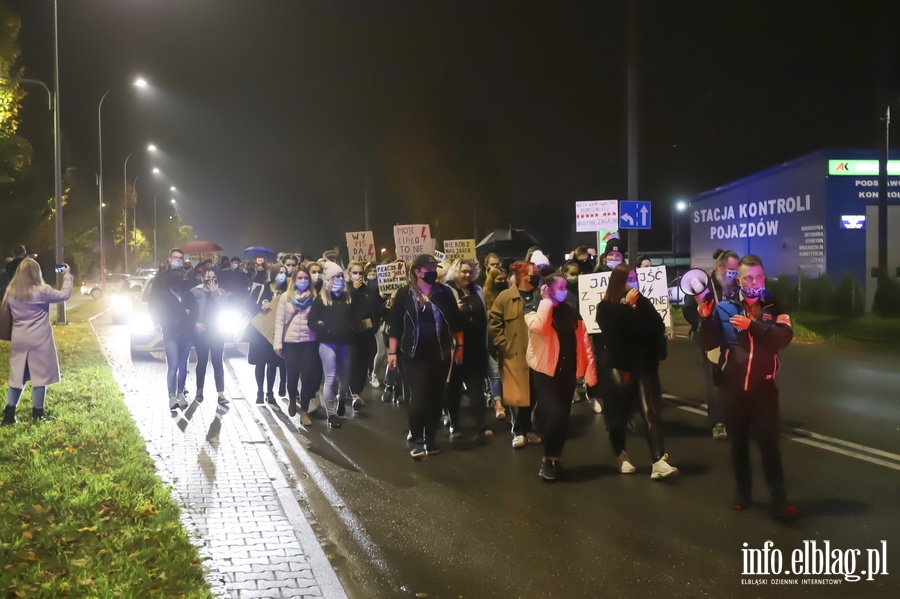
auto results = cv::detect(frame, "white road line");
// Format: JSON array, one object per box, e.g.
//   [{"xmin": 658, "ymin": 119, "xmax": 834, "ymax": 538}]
[{"xmin": 670, "ymin": 396, "xmax": 900, "ymax": 470}]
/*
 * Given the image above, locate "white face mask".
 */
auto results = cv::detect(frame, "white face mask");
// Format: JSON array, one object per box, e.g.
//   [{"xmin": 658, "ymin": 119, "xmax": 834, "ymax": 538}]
[
  {"xmin": 311, "ymin": 273, "xmax": 321, "ymax": 282},
  {"xmin": 350, "ymin": 273, "xmax": 361, "ymax": 281},
  {"xmin": 367, "ymin": 274, "xmax": 377, "ymax": 281}
]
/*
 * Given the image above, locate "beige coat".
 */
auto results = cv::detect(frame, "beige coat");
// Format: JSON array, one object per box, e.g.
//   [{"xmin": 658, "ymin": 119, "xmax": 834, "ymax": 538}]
[
  {"xmin": 489, "ymin": 286, "xmax": 531, "ymax": 407},
  {"xmin": 6, "ymin": 274, "xmax": 73, "ymax": 388}
]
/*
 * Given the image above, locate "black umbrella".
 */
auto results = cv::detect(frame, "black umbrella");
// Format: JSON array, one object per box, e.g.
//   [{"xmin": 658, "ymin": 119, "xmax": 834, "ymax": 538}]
[{"xmin": 475, "ymin": 228, "xmax": 541, "ymax": 259}]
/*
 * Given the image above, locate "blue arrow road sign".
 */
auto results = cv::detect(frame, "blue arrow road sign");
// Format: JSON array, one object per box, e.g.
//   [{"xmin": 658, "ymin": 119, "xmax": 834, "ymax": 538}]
[{"xmin": 619, "ymin": 201, "xmax": 652, "ymax": 230}]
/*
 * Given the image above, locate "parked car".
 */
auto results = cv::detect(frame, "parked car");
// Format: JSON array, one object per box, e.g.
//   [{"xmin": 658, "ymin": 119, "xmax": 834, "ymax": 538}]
[{"xmin": 80, "ymin": 273, "xmax": 129, "ymax": 300}]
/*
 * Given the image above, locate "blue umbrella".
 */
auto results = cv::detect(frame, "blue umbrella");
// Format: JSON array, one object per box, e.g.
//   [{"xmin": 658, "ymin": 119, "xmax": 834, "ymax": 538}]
[{"xmin": 244, "ymin": 246, "xmax": 277, "ymax": 260}]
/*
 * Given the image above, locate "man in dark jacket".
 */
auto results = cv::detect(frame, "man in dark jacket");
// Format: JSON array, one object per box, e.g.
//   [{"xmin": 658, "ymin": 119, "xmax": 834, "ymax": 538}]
[
  {"xmin": 699, "ymin": 254, "xmax": 796, "ymax": 519},
  {"xmin": 0, "ymin": 245, "xmax": 27, "ymax": 298}
]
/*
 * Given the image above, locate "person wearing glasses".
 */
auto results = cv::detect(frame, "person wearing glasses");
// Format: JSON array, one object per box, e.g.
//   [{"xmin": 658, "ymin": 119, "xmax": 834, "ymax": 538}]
[
  {"xmin": 190, "ymin": 267, "xmax": 229, "ymax": 405},
  {"xmin": 699, "ymin": 254, "xmax": 796, "ymax": 519}
]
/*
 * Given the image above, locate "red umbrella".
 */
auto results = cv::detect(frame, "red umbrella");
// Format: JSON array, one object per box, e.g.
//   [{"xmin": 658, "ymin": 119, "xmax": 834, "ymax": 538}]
[{"xmin": 181, "ymin": 240, "xmax": 223, "ymax": 253}]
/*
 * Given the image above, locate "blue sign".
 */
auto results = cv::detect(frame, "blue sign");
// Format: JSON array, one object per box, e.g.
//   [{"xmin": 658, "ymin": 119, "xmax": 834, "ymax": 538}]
[{"xmin": 619, "ymin": 201, "xmax": 652, "ymax": 229}]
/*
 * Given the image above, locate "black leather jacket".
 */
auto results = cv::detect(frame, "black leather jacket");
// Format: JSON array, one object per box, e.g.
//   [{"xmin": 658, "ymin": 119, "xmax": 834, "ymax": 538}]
[{"xmin": 388, "ymin": 283, "xmax": 461, "ymax": 359}]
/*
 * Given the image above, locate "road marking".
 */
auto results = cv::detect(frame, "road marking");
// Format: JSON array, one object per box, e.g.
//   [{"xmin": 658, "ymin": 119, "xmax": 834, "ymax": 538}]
[{"xmin": 666, "ymin": 394, "xmax": 900, "ymax": 471}]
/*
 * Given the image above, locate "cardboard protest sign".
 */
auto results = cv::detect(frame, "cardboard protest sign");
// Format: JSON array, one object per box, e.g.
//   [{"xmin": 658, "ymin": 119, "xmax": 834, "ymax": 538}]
[
  {"xmin": 578, "ymin": 265, "xmax": 672, "ymax": 334},
  {"xmin": 345, "ymin": 231, "xmax": 376, "ymax": 262},
  {"xmin": 376, "ymin": 261, "xmax": 408, "ymax": 297},
  {"xmin": 443, "ymin": 239, "xmax": 477, "ymax": 261},
  {"xmin": 393, "ymin": 224, "xmax": 434, "ymax": 262},
  {"xmin": 576, "ymin": 199, "xmax": 618, "ymax": 233}
]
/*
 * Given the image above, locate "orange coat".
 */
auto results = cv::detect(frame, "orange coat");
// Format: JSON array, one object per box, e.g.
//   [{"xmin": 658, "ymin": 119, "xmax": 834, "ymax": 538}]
[{"xmin": 524, "ymin": 298, "xmax": 597, "ymax": 386}]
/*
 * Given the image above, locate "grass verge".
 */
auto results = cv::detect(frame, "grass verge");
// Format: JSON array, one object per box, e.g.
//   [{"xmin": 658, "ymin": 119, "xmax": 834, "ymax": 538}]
[{"xmin": 1, "ymin": 301, "xmax": 213, "ymax": 597}]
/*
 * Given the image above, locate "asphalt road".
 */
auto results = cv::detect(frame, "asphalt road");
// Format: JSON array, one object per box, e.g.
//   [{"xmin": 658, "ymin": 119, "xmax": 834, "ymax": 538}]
[{"xmin": 107, "ymin": 319, "xmax": 900, "ymax": 599}]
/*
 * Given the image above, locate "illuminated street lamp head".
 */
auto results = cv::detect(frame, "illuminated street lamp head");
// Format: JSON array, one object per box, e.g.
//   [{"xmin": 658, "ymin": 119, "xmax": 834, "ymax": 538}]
[
  {"xmin": 152, "ymin": 167, "xmax": 160, "ymax": 174},
  {"xmin": 676, "ymin": 200, "xmax": 688, "ymax": 212},
  {"xmin": 133, "ymin": 78, "xmax": 148, "ymax": 88},
  {"xmin": 170, "ymin": 186, "xmax": 176, "ymax": 191},
  {"xmin": 170, "ymin": 198, "xmax": 176, "ymax": 204},
  {"xmin": 147, "ymin": 144, "xmax": 157, "ymax": 152}
]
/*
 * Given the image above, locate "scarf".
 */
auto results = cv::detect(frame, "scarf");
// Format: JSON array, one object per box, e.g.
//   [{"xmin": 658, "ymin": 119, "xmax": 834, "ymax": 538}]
[{"xmin": 290, "ymin": 289, "xmax": 313, "ymax": 309}]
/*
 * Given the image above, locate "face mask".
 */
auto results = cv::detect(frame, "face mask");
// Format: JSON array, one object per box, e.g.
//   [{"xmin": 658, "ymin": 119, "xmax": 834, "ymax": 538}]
[
  {"xmin": 421, "ymin": 271, "xmax": 438, "ymax": 285},
  {"xmin": 310, "ymin": 273, "xmax": 321, "ymax": 282},
  {"xmin": 332, "ymin": 278, "xmax": 345, "ymax": 293},
  {"xmin": 171, "ymin": 260, "xmax": 183, "ymax": 270},
  {"xmin": 725, "ymin": 269, "xmax": 738, "ymax": 281},
  {"xmin": 607, "ymin": 260, "xmax": 621, "ymax": 269},
  {"xmin": 742, "ymin": 286, "xmax": 765, "ymax": 299},
  {"xmin": 350, "ymin": 273, "xmax": 361, "ymax": 281},
  {"xmin": 276, "ymin": 273, "xmax": 287, "ymax": 284},
  {"xmin": 553, "ymin": 289, "xmax": 568, "ymax": 303},
  {"xmin": 495, "ymin": 281, "xmax": 509, "ymax": 292},
  {"xmin": 565, "ymin": 275, "xmax": 578, "ymax": 283},
  {"xmin": 528, "ymin": 274, "xmax": 541, "ymax": 287},
  {"xmin": 367, "ymin": 274, "xmax": 377, "ymax": 282},
  {"xmin": 295, "ymin": 279, "xmax": 309, "ymax": 292},
  {"xmin": 627, "ymin": 280, "xmax": 640, "ymax": 290},
  {"xmin": 286, "ymin": 266, "xmax": 295, "ymax": 275}
]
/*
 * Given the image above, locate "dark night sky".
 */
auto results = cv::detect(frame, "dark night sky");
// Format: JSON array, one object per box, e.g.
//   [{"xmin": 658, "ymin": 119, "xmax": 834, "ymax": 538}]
[{"xmin": 7, "ymin": 0, "xmax": 900, "ymax": 261}]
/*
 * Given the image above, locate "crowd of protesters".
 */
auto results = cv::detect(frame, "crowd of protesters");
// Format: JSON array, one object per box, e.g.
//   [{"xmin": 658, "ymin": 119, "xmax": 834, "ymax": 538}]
[{"xmin": 0, "ymin": 235, "xmax": 796, "ymax": 518}]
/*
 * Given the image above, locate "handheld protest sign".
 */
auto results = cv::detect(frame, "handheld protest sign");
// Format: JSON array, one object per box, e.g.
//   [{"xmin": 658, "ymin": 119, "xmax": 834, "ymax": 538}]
[
  {"xmin": 346, "ymin": 231, "xmax": 376, "ymax": 263},
  {"xmin": 394, "ymin": 225, "xmax": 434, "ymax": 262}
]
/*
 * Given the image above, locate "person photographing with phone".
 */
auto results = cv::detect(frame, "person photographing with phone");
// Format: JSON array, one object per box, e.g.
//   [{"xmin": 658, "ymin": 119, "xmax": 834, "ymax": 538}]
[
  {"xmin": 2, "ymin": 259, "xmax": 73, "ymax": 424},
  {"xmin": 698, "ymin": 254, "xmax": 796, "ymax": 519}
]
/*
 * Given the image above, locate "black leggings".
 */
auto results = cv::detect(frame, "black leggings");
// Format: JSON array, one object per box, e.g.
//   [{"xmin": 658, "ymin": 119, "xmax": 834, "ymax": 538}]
[
  {"xmin": 255, "ymin": 362, "xmax": 285, "ymax": 394},
  {"xmin": 283, "ymin": 342, "xmax": 323, "ymax": 411},
  {"xmin": 195, "ymin": 334, "xmax": 225, "ymax": 394},
  {"xmin": 401, "ymin": 350, "xmax": 450, "ymax": 446},
  {"xmin": 350, "ymin": 334, "xmax": 377, "ymax": 394},
  {"xmin": 532, "ymin": 369, "xmax": 577, "ymax": 459},
  {"xmin": 603, "ymin": 368, "xmax": 666, "ymax": 462},
  {"xmin": 446, "ymin": 356, "xmax": 487, "ymax": 431}
]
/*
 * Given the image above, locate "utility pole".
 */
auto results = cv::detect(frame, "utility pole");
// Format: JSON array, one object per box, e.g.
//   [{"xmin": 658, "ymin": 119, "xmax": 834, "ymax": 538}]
[
  {"xmin": 626, "ymin": 0, "xmax": 639, "ymax": 266},
  {"xmin": 877, "ymin": 105, "xmax": 889, "ymax": 280}
]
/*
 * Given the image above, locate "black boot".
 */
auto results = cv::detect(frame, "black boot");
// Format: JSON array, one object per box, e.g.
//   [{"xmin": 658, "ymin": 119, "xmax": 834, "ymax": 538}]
[
  {"xmin": 32, "ymin": 408, "xmax": 52, "ymax": 423},
  {"xmin": 2, "ymin": 405, "xmax": 15, "ymax": 426}
]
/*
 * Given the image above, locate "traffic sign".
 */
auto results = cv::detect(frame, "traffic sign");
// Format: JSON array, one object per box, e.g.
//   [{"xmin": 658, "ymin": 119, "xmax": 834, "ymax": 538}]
[
  {"xmin": 619, "ymin": 201, "xmax": 652, "ymax": 230},
  {"xmin": 575, "ymin": 199, "xmax": 618, "ymax": 233}
]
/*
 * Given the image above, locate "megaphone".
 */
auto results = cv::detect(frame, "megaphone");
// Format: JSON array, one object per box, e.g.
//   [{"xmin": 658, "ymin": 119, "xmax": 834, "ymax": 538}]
[{"xmin": 680, "ymin": 268, "xmax": 710, "ymax": 297}]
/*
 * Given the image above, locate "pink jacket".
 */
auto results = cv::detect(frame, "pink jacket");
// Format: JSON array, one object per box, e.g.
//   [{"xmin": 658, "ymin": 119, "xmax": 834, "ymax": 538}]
[{"xmin": 524, "ymin": 298, "xmax": 597, "ymax": 386}]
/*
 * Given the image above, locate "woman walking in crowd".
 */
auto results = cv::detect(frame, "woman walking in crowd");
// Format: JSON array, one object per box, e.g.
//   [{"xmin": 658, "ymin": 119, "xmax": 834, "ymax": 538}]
[
  {"xmin": 597, "ymin": 265, "xmax": 677, "ymax": 479},
  {"xmin": 682, "ymin": 248, "xmax": 740, "ymax": 440},
  {"xmin": 445, "ymin": 259, "xmax": 491, "ymax": 438},
  {"xmin": 525, "ymin": 274, "xmax": 597, "ymax": 481},
  {"xmin": 1, "ymin": 259, "xmax": 73, "ymax": 425},
  {"xmin": 388, "ymin": 254, "xmax": 463, "ymax": 458},
  {"xmin": 483, "ymin": 266, "xmax": 508, "ymax": 420},
  {"xmin": 366, "ymin": 262, "xmax": 388, "ymax": 388},
  {"xmin": 489, "ymin": 261, "xmax": 543, "ymax": 448},
  {"xmin": 191, "ymin": 267, "xmax": 229, "ymax": 405},
  {"xmin": 150, "ymin": 248, "xmax": 197, "ymax": 414},
  {"xmin": 274, "ymin": 266, "xmax": 321, "ymax": 427},
  {"xmin": 308, "ymin": 262, "xmax": 324, "ymax": 294},
  {"xmin": 308, "ymin": 261, "xmax": 357, "ymax": 428},
  {"xmin": 245, "ymin": 263, "xmax": 287, "ymax": 404},
  {"xmin": 348, "ymin": 261, "xmax": 382, "ymax": 409}
]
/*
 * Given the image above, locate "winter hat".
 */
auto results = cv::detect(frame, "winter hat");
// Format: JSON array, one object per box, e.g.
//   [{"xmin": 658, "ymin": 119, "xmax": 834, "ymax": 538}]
[
  {"xmin": 530, "ymin": 250, "xmax": 550, "ymax": 268},
  {"xmin": 604, "ymin": 238, "xmax": 622, "ymax": 255},
  {"xmin": 322, "ymin": 260, "xmax": 344, "ymax": 281}
]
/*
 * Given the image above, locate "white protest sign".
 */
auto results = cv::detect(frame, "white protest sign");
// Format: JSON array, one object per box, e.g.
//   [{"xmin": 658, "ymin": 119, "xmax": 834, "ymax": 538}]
[
  {"xmin": 345, "ymin": 231, "xmax": 376, "ymax": 263},
  {"xmin": 443, "ymin": 239, "xmax": 477, "ymax": 261},
  {"xmin": 393, "ymin": 224, "xmax": 435, "ymax": 262},
  {"xmin": 433, "ymin": 250, "xmax": 447, "ymax": 262},
  {"xmin": 576, "ymin": 199, "xmax": 619, "ymax": 233},
  {"xmin": 376, "ymin": 261, "xmax": 408, "ymax": 298},
  {"xmin": 578, "ymin": 265, "xmax": 672, "ymax": 334}
]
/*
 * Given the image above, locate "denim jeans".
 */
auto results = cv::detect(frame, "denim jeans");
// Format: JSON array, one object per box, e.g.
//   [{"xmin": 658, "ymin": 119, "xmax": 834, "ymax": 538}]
[
  {"xmin": 318, "ymin": 342, "xmax": 351, "ymax": 416},
  {"xmin": 164, "ymin": 333, "xmax": 192, "ymax": 396},
  {"xmin": 487, "ymin": 355, "xmax": 502, "ymax": 399}
]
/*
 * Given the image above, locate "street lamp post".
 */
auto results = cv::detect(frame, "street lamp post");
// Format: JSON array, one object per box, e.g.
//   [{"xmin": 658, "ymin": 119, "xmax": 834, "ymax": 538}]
[
  {"xmin": 124, "ymin": 144, "xmax": 156, "ymax": 269},
  {"xmin": 672, "ymin": 200, "xmax": 688, "ymax": 258},
  {"xmin": 52, "ymin": 0, "xmax": 64, "ymax": 324},
  {"xmin": 155, "ymin": 196, "xmax": 176, "ymax": 266}
]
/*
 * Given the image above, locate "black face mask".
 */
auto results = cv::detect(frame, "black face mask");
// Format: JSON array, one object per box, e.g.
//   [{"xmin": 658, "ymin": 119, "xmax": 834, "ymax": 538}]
[
  {"xmin": 494, "ymin": 281, "xmax": 509, "ymax": 292},
  {"xmin": 528, "ymin": 274, "xmax": 541, "ymax": 287},
  {"xmin": 253, "ymin": 271, "xmax": 267, "ymax": 283},
  {"xmin": 421, "ymin": 271, "xmax": 439, "ymax": 285}
]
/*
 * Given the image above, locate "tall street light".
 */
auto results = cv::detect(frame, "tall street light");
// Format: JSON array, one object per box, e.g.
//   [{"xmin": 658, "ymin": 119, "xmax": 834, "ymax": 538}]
[
  {"xmin": 65, "ymin": 168, "xmax": 104, "ymax": 266},
  {"xmin": 672, "ymin": 200, "xmax": 688, "ymax": 258},
  {"xmin": 52, "ymin": 0, "xmax": 64, "ymax": 324},
  {"xmin": 124, "ymin": 144, "xmax": 157, "ymax": 263},
  {"xmin": 156, "ymin": 196, "xmax": 177, "ymax": 267},
  {"xmin": 98, "ymin": 77, "xmax": 148, "ymax": 278}
]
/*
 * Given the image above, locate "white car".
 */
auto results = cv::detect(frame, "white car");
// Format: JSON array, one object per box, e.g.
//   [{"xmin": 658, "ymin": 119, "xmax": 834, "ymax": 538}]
[{"xmin": 80, "ymin": 274, "xmax": 129, "ymax": 299}]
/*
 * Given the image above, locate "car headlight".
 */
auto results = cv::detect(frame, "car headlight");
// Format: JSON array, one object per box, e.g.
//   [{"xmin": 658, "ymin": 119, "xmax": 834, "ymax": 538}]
[
  {"xmin": 130, "ymin": 312, "xmax": 156, "ymax": 335},
  {"xmin": 111, "ymin": 294, "xmax": 133, "ymax": 313},
  {"xmin": 218, "ymin": 309, "xmax": 241, "ymax": 336}
]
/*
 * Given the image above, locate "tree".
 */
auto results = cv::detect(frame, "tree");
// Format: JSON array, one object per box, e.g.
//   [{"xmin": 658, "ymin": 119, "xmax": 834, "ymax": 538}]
[{"xmin": 0, "ymin": 3, "xmax": 33, "ymax": 186}]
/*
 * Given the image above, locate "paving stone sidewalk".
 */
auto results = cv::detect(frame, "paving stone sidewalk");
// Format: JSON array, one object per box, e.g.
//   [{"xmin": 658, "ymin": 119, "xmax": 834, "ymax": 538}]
[{"xmin": 92, "ymin": 320, "xmax": 347, "ymax": 599}]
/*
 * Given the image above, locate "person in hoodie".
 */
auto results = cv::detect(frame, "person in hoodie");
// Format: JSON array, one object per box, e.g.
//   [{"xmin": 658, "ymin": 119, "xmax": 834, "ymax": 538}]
[
  {"xmin": 308, "ymin": 261, "xmax": 357, "ymax": 428},
  {"xmin": 190, "ymin": 266, "xmax": 229, "ymax": 405}
]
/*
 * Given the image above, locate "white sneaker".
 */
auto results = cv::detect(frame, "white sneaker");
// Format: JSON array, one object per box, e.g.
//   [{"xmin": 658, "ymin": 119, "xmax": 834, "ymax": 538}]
[
  {"xmin": 308, "ymin": 394, "xmax": 320, "ymax": 414},
  {"xmin": 369, "ymin": 373, "xmax": 381, "ymax": 388},
  {"xmin": 176, "ymin": 393, "xmax": 189, "ymax": 410},
  {"xmin": 617, "ymin": 451, "xmax": 637, "ymax": 474},
  {"xmin": 512, "ymin": 434, "xmax": 527, "ymax": 449},
  {"xmin": 590, "ymin": 398, "xmax": 603, "ymax": 414},
  {"xmin": 651, "ymin": 453, "xmax": 679, "ymax": 479}
]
